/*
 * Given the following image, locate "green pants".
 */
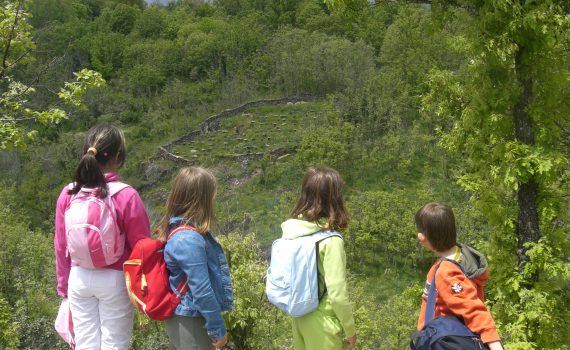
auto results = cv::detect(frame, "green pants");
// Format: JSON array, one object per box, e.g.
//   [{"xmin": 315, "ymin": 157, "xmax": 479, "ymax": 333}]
[{"xmin": 292, "ymin": 307, "xmax": 343, "ymax": 350}]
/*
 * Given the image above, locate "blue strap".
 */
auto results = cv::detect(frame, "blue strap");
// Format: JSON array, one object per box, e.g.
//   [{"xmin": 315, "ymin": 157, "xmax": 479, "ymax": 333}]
[
  {"xmin": 424, "ymin": 260, "xmax": 442, "ymax": 323},
  {"xmin": 424, "ymin": 258, "xmax": 466, "ymax": 323}
]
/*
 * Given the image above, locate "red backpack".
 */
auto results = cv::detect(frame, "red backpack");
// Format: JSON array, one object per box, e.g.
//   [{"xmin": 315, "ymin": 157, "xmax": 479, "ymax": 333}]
[{"xmin": 124, "ymin": 225, "xmax": 194, "ymax": 320}]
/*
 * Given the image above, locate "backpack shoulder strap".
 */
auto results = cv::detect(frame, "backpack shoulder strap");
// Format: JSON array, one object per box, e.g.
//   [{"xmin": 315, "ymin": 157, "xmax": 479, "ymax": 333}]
[
  {"xmin": 307, "ymin": 230, "xmax": 343, "ymax": 301},
  {"xmin": 167, "ymin": 225, "xmax": 196, "ymax": 241},
  {"xmin": 107, "ymin": 181, "xmax": 131, "ymax": 197},
  {"xmin": 424, "ymin": 258, "xmax": 466, "ymax": 323},
  {"xmin": 66, "ymin": 182, "xmax": 131, "ymax": 197},
  {"xmin": 304, "ymin": 230, "xmax": 343, "ymax": 245}
]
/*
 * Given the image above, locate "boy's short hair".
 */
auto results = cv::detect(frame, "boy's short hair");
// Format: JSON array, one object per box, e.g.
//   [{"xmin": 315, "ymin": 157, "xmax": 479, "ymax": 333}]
[{"xmin": 415, "ymin": 202, "xmax": 456, "ymax": 252}]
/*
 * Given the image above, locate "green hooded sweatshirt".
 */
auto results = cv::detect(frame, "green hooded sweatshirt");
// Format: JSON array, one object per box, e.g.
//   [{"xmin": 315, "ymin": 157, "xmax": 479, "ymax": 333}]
[{"xmin": 281, "ymin": 219, "xmax": 356, "ymax": 338}]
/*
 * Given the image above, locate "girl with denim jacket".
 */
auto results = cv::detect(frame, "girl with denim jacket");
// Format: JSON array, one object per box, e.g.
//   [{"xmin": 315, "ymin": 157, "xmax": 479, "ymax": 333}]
[
  {"xmin": 156, "ymin": 167, "xmax": 234, "ymax": 350},
  {"xmin": 283, "ymin": 167, "xmax": 357, "ymax": 350}
]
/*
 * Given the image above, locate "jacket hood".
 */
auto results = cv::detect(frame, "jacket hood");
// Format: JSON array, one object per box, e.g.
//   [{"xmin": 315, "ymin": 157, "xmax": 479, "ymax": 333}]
[
  {"xmin": 457, "ymin": 243, "xmax": 488, "ymax": 280},
  {"xmin": 281, "ymin": 219, "xmax": 322, "ymax": 239}
]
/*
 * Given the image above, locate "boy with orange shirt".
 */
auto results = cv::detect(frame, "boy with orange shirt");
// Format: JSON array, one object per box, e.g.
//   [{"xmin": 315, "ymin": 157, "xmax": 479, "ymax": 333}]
[{"xmin": 415, "ymin": 202, "xmax": 503, "ymax": 350}]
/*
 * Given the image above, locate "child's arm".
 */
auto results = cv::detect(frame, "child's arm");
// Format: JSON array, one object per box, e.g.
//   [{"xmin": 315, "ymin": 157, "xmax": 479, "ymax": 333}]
[
  {"xmin": 436, "ymin": 262, "xmax": 501, "ymax": 344},
  {"xmin": 487, "ymin": 341, "xmax": 504, "ymax": 350},
  {"xmin": 54, "ymin": 188, "xmax": 71, "ymax": 298},
  {"xmin": 321, "ymin": 237, "xmax": 356, "ymax": 339}
]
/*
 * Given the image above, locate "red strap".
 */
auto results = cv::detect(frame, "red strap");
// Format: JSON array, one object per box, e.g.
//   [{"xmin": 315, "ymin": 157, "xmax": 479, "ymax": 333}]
[
  {"xmin": 167, "ymin": 225, "xmax": 196, "ymax": 241},
  {"xmin": 166, "ymin": 224, "xmax": 195, "ymax": 297},
  {"xmin": 174, "ymin": 278, "xmax": 189, "ymax": 296}
]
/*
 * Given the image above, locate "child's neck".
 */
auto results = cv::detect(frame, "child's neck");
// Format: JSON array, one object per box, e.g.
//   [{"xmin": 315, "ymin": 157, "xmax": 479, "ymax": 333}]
[{"xmin": 436, "ymin": 245, "xmax": 458, "ymax": 260}]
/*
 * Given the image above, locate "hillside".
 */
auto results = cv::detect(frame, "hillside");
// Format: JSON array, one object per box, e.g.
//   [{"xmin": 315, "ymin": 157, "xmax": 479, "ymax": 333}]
[{"xmin": 0, "ymin": 0, "xmax": 568, "ymax": 349}]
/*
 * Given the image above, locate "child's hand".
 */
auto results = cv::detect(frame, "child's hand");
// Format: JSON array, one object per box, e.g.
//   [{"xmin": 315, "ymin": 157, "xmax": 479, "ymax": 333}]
[
  {"xmin": 344, "ymin": 334, "xmax": 357, "ymax": 349},
  {"xmin": 487, "ymin": 341, "xmax": 503, "ymax": 350},
  {"xmin": 212, "ymin": 333, "xmax": 228, "ymax": 348}
]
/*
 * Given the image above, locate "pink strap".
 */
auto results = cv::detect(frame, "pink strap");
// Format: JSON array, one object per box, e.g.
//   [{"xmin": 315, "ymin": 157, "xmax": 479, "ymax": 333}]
[{"xmin": 107, "ymin": 181, "xmax": 130, "ymax": 196}]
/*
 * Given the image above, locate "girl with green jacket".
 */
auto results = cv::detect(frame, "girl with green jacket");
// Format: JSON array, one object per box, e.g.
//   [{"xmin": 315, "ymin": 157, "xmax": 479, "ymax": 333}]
[{"xmin": 282, "ymin": 167, "xmax": 357, "ymax": 350}]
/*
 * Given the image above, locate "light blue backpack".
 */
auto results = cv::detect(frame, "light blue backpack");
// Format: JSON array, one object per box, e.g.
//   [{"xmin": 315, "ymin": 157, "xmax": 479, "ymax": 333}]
[{"xmin": 265, "ymin": 231, "xmax": 342, "ymax": 317}]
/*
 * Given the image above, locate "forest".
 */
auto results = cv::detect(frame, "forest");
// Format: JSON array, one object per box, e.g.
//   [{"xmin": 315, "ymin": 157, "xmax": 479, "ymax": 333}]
[{"xmin": 0, "ymin": 0, "xmax": 569, "ymax": 349}]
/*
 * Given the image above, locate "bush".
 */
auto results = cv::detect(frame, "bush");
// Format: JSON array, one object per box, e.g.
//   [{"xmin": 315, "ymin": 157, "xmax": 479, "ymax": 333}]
[
  {"xmin": 354, "ymin": 284, "xmax": 422, "ymax": 350},
  {"xmin": 0, "ymin": 296, "xmax": 18, "ymax": 350},
  {"xmin": 345, "ymin": 189, "xmax": 434, "ymax": 268},
  {"xmin": 268, "ymin": 28, "xmax": 375, "ymax": 96},
  {"xmin": 295, "ymin": 111, "xmax": 357, "ymax": 174},
  {"xmin": 109, "ymin": 4, "xmax": 140, "ymax": 35},
  {"xmin": 218, "ymin": 232, "xmax": 292, "ymax": 350},
  {"xmin": 0, "ymin": 186, "xmax": 63, "ymax": 349}
]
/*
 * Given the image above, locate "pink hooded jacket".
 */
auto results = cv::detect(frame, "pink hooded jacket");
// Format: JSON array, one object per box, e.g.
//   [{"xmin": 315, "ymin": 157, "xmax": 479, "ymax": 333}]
[{"xmin": 54, "ymin": 172, "xmax": 151, "ymax": 297}]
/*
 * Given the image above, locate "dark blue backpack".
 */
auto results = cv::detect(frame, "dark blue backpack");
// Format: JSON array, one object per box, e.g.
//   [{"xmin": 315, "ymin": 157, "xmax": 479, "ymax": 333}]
[{"xmin": 410, "ymin": 259, "xmax": 489, "ymax": 350}]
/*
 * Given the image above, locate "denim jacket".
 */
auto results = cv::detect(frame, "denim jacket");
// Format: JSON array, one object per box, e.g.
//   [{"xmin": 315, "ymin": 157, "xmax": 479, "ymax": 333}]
[{"xmin": 164, "ymin": 217, "xmax": 234, "ymax": 340}]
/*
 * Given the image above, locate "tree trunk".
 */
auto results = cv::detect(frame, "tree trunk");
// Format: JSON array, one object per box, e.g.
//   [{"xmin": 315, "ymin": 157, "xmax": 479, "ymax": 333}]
[{"xmin": 513, "ymin": 47, "xmax": 541, "ymax": 274}]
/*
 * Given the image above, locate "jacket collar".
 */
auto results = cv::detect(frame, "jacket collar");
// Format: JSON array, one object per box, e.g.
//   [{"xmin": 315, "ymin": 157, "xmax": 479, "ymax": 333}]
[{"xmin": 104, "ymin": 172, "xmax": 120, "ymax": 182}]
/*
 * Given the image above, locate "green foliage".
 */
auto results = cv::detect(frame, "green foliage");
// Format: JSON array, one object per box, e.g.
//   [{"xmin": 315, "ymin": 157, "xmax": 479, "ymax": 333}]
[
  {"xmin": 0, "ymin": 1, "xmax": 35, "ymax": 67},
  {"xmin": 4, "ymin": 0, "xmax": 568, "ymax": 348},
  {"xmin": 218, "ymin": 232, "xmax": 292, "ymax": 350},
  {"xmin": 127, "ymin": 64, "xmax": 167, "ymax": 95},
  {"xmin": 58, "ymin": 68, "xmax": 106, "ymax": 107},
  {"xmin": 345, "ymin": 190, "xmax": 432, "ymax": 268},
  {"xmin": 89, "ymin": 31, "xmax": 126, "ymax": 78},
  {"xmin": 419, "ymin": 1, "xmax": 570, "ymax": 348},
  {"xmin": 336, "ymin": 5, "xmax": 462, "ymax": 137},
  {"xmin": 296, "ymin": 114, "xmax": 356, "ymax": 172},
  {"xmin": 14, "ymin": 300, "xmax": 66, "ymax": 350},
  {"xmin": 175, "ymin": 16, "xmax": 266, "ymax": 81},
  {"xmin": 27, "ymin": 0, "xmax": 77, "ymax": 27},
  {"xmin": 361, "ymin": 284, "xmax": 422, "ymax": 350},
  {"xmin": 108, "ymin": 3, "xmax": 140, "ymax": 35},
  {"xmin": 0, "ymin": 296, "xmax": 18, "ymax": 350},
  {"xmin": 133, "ymin": 5, "xmax": 166, "ymax": 38},
  {"xmin": 0, "ymin": 1, "xmax": 105, "ymax": 150},
  {"xmin": 0, "ymin": 186, "xmax": 64, "ymax": 349},
  {"xmin": 268, "ymin": 28, "xmax": 375, "ymax": 96},
  {"xmin": 491, "ymin": 237, "xmax": 570, "ymax": 349},
  {"xmin": 129, "ymin": 315, "xmax": 169, "ymax": 349}
]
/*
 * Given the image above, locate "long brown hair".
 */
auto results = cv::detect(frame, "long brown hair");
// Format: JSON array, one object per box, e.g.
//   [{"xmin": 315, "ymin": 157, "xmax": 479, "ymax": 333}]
[
  {"xmin": 290, "ymin": 167, "xmax": 349, "ymax": 231},
  {"xmin": 69, "ymin": 123, "xmax": 126, "ymax": 198},
  {"xmin": 156, "ymin": 167, "xmax": 217, "ymax": 240}
]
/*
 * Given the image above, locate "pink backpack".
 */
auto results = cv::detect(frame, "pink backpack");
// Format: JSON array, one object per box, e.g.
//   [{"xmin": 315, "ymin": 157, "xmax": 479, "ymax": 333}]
[{"xmin": 64, "ymin": 181, "xmax": 130, "ymax": 269}]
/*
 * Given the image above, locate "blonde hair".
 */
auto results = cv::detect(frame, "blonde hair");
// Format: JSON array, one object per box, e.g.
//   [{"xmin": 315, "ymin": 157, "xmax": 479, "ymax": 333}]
[{"xmin": 156, "ymin": 167, "xmax": 217, "ymax": 240}]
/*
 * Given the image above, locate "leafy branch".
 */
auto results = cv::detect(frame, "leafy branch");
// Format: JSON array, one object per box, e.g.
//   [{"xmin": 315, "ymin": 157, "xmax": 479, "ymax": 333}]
[{"xmin": 0, "ymin": 1, "xmax": 105, "ymax": 150}]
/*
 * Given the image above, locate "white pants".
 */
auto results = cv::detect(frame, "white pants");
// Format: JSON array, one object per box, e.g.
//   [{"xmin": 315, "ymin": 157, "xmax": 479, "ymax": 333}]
[{"xmin": 68, "ymin": 266, "xmax": 134, "ymax": 350}]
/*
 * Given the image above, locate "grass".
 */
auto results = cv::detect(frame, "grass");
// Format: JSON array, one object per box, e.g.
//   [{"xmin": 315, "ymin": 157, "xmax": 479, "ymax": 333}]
[
  {"xmin": 139, "ymin": 101, "xmax": 334, "ymax": 245},
  {"xmin": 172, "ymin": 101, "xmax": 331, "ymax": 164},
  {"xmin": 122, "ymin": 97, "xmax": 478, "ymax": 308}
]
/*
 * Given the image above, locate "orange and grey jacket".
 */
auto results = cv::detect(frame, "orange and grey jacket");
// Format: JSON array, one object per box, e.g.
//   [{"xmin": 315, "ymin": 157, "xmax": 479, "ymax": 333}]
[{"xmin": 417, "ymin": 244, "xmax": 500, "ymax": 344}]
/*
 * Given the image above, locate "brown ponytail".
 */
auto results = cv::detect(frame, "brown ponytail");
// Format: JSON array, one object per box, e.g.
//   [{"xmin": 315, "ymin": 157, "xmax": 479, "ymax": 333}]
[{"xmin": 69, "ymin": 123, "xmax": 126, "ymax": 198}]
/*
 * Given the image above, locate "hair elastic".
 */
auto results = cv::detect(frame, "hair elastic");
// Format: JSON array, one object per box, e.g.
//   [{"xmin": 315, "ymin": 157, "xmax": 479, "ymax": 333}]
[{"xmin": 87, "ymin": 147, "xmax": 98, "ymax": 156}]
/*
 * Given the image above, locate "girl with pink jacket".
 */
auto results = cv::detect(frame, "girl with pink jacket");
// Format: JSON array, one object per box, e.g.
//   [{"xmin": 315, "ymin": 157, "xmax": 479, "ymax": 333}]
[{"xmin": 54, "ymin": 123, "xmax": 150, "ymax": 350}]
